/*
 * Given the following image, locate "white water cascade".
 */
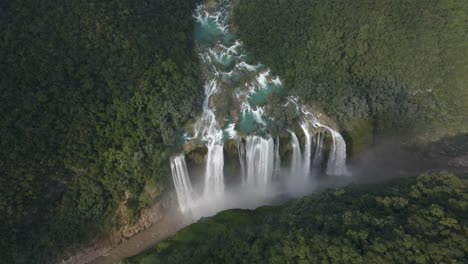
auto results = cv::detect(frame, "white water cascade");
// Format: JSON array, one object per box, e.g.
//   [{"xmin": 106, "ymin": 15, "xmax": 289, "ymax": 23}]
[
  {"xmin": 169, "ymin": 1, "xmax": 351, "ymax": 218},
  {"xmin": 312, "ymin": 131, "xmax": 324, "ymax": 175},
  {"xmin": 289, "ymin": 132, "xmax": 302, "ymax": 178},
  {"xmin": 325, "ymin": 127, "xmax": 349, "ymax": 176},
  {"xmin": 170, "ymin": 155, "xmax": 195, "ymax": 213},
  {"xmin": 245, "ymin": 136, "xmax": 275, "ymax": 195},
  {"xmin": 274, "ymin": 137, "xmax": 281, "ymax": 178},
  {"xmin": 204, "ymin": 142, "xmax": 225, "ymax": 197},
  {"xmin": 298, "ymin": 99, "xmax": 349, "ymax": 177},
  {"xmin": 192, "ymin": 74, "xmax": 226, "ymax": 200},
  {"xmin": 300, "ymin": 122, "xmax": 312, "ymax": 179},
  {"xmin": 238, "ymin": 140, "xmax": 246, "ymax": 183}
]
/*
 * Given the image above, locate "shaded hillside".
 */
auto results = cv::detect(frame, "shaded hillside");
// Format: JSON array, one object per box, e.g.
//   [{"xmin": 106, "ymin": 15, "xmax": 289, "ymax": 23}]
[{"xmin": 0, "ymin": 0, "xmax": 202, "ymax": 262}]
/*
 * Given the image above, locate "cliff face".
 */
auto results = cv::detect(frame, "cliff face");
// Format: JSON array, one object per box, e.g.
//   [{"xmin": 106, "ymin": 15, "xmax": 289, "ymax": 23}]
[{"xmin": 59, "ymin": 200, "xmax": 171, "ymax": 264}]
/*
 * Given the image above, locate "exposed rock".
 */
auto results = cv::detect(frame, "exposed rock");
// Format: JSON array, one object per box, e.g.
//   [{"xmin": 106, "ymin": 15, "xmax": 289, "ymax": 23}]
[
  {"xmin": 224, "ymin": 139, "xmax": 239, "ymax": 157},
  {"xmin": 121, "ymin": 203, "xmax": 163, "ymax": 238},
  {"xmin": 182, "ymin": 140, "xmax": 207, "ymax": 154},
  {"xmin": 59, "ymin": 200, "xmax": 169, "ymax": 264}
]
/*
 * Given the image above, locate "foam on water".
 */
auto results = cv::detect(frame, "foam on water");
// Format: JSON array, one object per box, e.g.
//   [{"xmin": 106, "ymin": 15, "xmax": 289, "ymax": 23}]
[{"xmin": 171, "ymin": 1, "xmax": 350, "ymax": 220}]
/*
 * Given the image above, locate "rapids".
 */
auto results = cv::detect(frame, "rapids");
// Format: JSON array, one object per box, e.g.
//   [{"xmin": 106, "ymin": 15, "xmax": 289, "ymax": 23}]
[{"xmin": 171, "ymin": 0, "xmax": 350, "ymax": 219}]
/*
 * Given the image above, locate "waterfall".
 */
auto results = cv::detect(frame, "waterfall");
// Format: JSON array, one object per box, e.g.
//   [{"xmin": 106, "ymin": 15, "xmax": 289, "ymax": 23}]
[
  {"xmin": 191, "ymin": 80, "xmax": 226, "ymax": 199},
  {"xmin": 289, "ymin": 132, "xmax": 302, "ymax": 178},
  {"xmin": 193, "ymin": 80, "xmax": 220, "ymax": 139},
  {"xmin": 274, "ymin": 136, "xmax": 281, "ymax": 178},
  {"xmin": 324, "ymin": 128, "xmax": 349, "ymax": 176},
  {"xmin": 170, "ymin": 155, "xmax": 194, "ymax": 213},
  {"xmin": 170, "ymin": 1, "xmax": 351, "ymax": 216},
  {"xmin": 204, "ymin": 142, "xmax": 225, "ymax": 197},
  {"xmin": 300, "ymin": 105, "xmax": 349, "ymax": 177},
  {"xmin": 300, "ymin": 122, "xmax": 312, "ymax": 178},
  {"xmin": 245, "ymin": 136, "xmax": 274, "ymax": 195},
  {"xmin": 312, "ymin": 131, "xmax": 324, "ymax": 175},
  {"xmin": 238, "ymin": 139, "xmax": 246, "ymax": 183}
]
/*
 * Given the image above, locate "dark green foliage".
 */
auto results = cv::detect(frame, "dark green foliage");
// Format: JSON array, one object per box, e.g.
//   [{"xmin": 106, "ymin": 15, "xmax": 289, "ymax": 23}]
[
  {"xmin": 0, "ymin": 0, "xmax": 202, "ymax": 262},
  {"xmin": 422, "ymin": 134, "xmax": 468, "ymax": 158},
  {"xmin": 234, "ymin": 0, "xmax": 468, "ymax": 144},
  {"xmin": 125, "ymin": 172, "xmax": 468, "ymax": 263}
]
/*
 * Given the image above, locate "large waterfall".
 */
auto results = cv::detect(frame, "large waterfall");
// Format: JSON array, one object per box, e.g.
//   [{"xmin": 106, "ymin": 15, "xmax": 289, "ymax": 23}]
[
  {"xmin": 238, "ymin": 140, "xmax": 246, "ymax": 183},
  {"xmin": 245, "ymin": 136, "xmax": 275, "ymax": 195},
  {"xmin": 170, "ymin": 155, "xmax": 194, "ymax": 213},
  {"xmin": 325, "ymin": 127, "xmax": 349, "ymax": 176},
  {"xmin": 274, "ymin": 137, "xmax": 281, "ymax": 178},
  {"xmin": 312, "ymin": 131, "xmax": 324, "ymax": 175},
  {"xmin": 170, "ymin": 0, "xmax": 350, "ymax": 218},
  {"xmin": 301, "ymin": 122, "xmax": 312, "ymax": 179},
  {"xmin": 203, "ymin": 142, "xmax": 224, "ymax": 197},
  {"xmin": 289, "ymin": 131, "xmax": 303, "ymax": 179}
]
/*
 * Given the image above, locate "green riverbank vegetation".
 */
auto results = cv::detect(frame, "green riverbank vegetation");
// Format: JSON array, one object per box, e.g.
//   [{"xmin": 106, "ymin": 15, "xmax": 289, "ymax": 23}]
[{"xmin": 125, "ymin": 172, "xmax": 468, "ymax": 263}]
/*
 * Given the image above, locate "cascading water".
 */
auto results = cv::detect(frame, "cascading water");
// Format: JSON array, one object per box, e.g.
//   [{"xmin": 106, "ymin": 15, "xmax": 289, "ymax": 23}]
[
  {"xmin": 312, "ymin": 132, "xmax": 324, "ymax": 175},
  {"xmin": 324, "ymin": 128, "xmax": 349, "ymax": 176},
  {"xmin": 289, "ymin": 132, "xmax": 302, "ymax": 178},
  {"xmin": 300, "ymin": 122, "xmax": 312, "ymax": 179},
  {"xmin": 204, "ymin": 142, "xmax": 225, "ymax": 197},
  {"xmin": 170, "ymin": 155, "xmax": 194, "ymax": 213},
  {"xmin": 170, "ymin": 0, "xmax": 350, "ymax": 218},
  {"xmin": 192, "ymin": 79, "xmax": 226, "ymax": 199},
  {"xmin": 245, "ymin": 136, "xmax": 274, "ymax": 195},
  {"xmin": 238, "ymin": 140, "xmax": 246, "ymax": 183},
  {"xmin": 274, "ymin": 136, "xmax": 281, "ymax": 178}
]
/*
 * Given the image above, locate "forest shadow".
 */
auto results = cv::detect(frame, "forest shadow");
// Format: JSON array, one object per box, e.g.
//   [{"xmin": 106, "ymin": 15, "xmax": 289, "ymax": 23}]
[{"xmin": 348, "ymin": 133, "xmax": 468, "ymax": 184}]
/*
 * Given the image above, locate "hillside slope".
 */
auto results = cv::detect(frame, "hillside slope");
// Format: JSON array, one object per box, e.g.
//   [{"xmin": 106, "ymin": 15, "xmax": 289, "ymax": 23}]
[{"xmin": 0, "ymin": 0, "xmax": 202, "ymax": 262}]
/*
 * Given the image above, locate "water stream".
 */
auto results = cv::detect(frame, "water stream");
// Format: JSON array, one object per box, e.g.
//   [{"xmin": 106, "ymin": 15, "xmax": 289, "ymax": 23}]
[{"xmin": 171, "ymin": 0, "xmax": 350, "ymax": 219}]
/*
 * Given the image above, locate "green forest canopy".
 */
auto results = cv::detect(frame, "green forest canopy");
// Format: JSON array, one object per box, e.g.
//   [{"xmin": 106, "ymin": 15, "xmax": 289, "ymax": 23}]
[
  {"xmin": 0, "ymin": 0, "xmax": 202, "ymax": 263},
  {"xmin": 234, "ymin": 0, "xmax": 468, "ymax": 152},
  {"xmin": 125, "ymin": 172, "xmax": 468, "ymax": 264},
  {"xmin": 1, "ymin": 0, "xmax": 467, "ymax": 263}
]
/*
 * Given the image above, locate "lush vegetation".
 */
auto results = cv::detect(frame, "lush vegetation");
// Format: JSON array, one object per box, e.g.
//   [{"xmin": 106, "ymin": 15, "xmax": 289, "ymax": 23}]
[
  {"xmin": 234, "ymin": 0, "xmax": 468, "ymax": 151},
  {"xmin": 125, "ymin": 172, "xmax": 468, "ymax": 263},
  {"xmin": 2, "ymin": 0, "xmax": 467, "ymax": 263},
  {"xmin": 0, "ymin": 0, "xmax": 202, "ymax": 263}
]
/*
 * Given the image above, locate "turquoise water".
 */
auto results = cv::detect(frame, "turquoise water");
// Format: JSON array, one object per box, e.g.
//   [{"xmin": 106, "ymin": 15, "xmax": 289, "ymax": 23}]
[
  {"xmin": 177, "ymin": 130, "xmax": 188, "ymax": 146},
  {"xmin": 217, "ymin": 53, "xmax": 233, "ymax": 66},
  {"xmin": 194, "ymin": 16, "xmax": 224, "ymax": 45},
  {"xmin": 249, "ymin": 82, "xmax": 285, "ymax": 106},
  {"xmin": 195, "ymin": 16, "xmax": 236, "ymax": 46},
  {"xmin": 214, "ymin": 52, "xmax": 235, "ymax": 71},
  {"xmin": 223, "ymin": 32, "xmax": 236, "ymax": 44},
  {"xmin": 238, "ymin": 112, "xmax": 258, "ymax": 133},
  {"xmin": 193, "ymin": 4, "xmax": 289, "ymax": 136}
]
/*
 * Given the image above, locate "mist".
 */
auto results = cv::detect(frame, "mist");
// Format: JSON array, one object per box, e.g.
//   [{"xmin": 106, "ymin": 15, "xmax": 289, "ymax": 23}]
[{"xmin": 348, "ymin": 139, "xmax": 446, "ymax": 184}]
